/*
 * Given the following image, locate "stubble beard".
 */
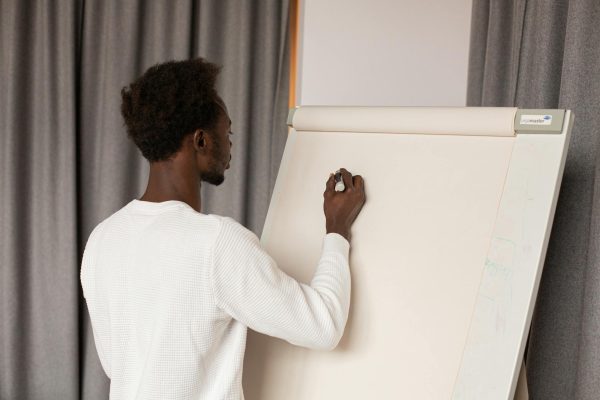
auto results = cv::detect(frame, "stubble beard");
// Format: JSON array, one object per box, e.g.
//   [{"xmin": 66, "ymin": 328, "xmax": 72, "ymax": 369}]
[
  {"xmin": 201, "ymin": 141, "xmax": 226, "ymax": 186},
  {"xmin": 201, "ymin": 166, "xmax": 225, "ymax": 186}
]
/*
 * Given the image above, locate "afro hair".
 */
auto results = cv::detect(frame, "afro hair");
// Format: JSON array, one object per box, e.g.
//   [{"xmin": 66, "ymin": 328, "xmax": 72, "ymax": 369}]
[{"xmin": 121, "ymin": 58, "xmax": 222, "ymax": 162}]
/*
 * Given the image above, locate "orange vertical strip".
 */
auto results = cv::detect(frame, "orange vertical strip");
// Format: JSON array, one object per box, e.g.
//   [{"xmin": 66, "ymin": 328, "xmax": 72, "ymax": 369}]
[{"xmin": 288, "ymin": 0, "xmax": 299, "ymax": 108}]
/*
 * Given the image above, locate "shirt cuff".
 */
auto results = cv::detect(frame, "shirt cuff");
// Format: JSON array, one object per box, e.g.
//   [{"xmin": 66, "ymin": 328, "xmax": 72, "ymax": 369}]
[{"xmin": 323, "ymin": 233, "xmax": 350, "ymax": 258}]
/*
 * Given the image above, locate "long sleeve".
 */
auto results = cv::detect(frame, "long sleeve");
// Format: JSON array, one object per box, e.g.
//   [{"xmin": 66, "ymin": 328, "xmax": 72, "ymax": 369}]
[
  {"xmin": 80, "ymin": 223, "xmax": 112, "ymax": 379},
  {"xmin": 210, "ymin": 218, "xmax": 351, "ymax": 351}
]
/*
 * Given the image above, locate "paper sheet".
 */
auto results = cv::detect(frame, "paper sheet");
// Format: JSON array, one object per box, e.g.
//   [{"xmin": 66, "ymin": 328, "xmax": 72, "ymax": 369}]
[{"xmin": 243, "ymin": 129, "xmax": 515, "ymax": 399}]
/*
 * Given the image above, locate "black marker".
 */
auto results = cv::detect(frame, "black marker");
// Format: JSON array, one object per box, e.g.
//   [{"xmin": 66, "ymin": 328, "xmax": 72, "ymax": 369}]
[{"xmin": 334, "ymin": 170, "xmax": 345, "ymax": 192}]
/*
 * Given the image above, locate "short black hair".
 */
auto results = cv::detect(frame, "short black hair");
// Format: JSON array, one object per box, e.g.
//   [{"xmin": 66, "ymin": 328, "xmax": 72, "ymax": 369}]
[{"xmin": 121, "ymin": 58, "xmax": 222, "ymax": 162}]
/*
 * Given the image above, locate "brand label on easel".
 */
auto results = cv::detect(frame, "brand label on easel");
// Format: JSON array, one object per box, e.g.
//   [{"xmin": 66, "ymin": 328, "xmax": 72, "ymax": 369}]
[{"xmin": 520, "ymin": 114, "xmax": 552, "ymax": 125}]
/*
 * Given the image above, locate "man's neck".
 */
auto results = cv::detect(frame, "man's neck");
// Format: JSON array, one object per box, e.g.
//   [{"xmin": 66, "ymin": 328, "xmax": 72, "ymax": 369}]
[{"xmin": 140, "ymin": 161, "xmax": 202, "ymax": 213}]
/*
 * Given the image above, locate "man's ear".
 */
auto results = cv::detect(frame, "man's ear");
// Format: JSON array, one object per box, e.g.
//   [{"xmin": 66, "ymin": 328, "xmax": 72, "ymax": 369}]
[{"xmin": 193, "ymin": 129, "xmax": 207, "ymax": 151}]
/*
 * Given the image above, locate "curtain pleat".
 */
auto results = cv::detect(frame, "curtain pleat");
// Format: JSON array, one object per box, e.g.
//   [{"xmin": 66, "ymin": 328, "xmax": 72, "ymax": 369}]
[{"xmin": 1, "ymin": 0, "xmax": 79, "ymax": 399}]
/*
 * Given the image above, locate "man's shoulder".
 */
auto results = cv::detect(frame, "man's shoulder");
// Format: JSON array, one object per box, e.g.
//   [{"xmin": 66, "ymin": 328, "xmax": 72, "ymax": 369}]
[
  {"xmin": 85, "ymin": 217, "xmax": 111, "ymax": 248},
  {"xmin": 84, "ymin": 204, "xmax": 129, "ymax": 244},
  {"xmin": 212, "ymin": 215, "xmax": 259, "ymax": 244}
]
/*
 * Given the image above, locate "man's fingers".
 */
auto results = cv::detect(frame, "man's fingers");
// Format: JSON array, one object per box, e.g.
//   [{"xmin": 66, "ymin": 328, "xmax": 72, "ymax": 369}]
[
  {"xmin": 353, "ymin": 175, "xmax": 364, "ymax": 192},
  {"xmin": 325, "ymin": 173, "xmax": 335, "ymax": 192},
  {"xmin": 339, "ymin": 168, "xmax": 354, "ymax": 190}
]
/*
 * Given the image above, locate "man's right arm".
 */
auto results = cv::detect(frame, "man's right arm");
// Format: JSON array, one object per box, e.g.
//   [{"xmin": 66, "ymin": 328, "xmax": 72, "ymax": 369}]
[
  {"xmin": 211, "ymin": 220, "xmax": 351, "ymax": 350},
  {"xmin": 210, "ymin": 168, "xmax": 366, "ymax": 350}
]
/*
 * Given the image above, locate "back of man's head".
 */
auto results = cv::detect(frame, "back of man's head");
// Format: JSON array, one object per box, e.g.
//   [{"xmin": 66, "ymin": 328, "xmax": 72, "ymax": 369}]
[{"xmin": 121, "ymin": 58, "xmax": 222, "ymax": 162}]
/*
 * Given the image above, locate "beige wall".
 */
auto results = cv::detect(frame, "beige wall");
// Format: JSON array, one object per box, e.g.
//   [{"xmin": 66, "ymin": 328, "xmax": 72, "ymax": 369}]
[{"xmin": 297, "ymin": 0, "xmax": 473, "ymax": 106}]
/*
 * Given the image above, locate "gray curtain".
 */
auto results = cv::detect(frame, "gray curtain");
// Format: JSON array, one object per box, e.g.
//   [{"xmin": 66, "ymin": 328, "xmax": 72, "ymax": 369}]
[
  {"xmin": 0, "ymin": 1, "xmax": 291, "ymax": 399},
  {"xmin": 468, "ymin": 1, "xmax": 600, "ymax": 399}
]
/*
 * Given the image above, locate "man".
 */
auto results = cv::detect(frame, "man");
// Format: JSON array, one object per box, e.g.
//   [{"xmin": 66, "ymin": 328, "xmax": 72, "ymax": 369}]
[{"xmin": 81, "ymin": 58, "xmax": 366, "ymax": 399}]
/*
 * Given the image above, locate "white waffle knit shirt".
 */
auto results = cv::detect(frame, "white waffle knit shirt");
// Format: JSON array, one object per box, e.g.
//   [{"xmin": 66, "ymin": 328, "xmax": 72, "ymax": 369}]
[{"xmin": 80, "ymin": 199, "xmax": 351, "ymax": 400}]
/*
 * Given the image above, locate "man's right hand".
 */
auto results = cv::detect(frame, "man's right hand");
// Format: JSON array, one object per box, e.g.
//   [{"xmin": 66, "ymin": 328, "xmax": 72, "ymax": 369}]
[{"xmin": 323, "ymin": 168, "xmax": 366, "ymax": 241}]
